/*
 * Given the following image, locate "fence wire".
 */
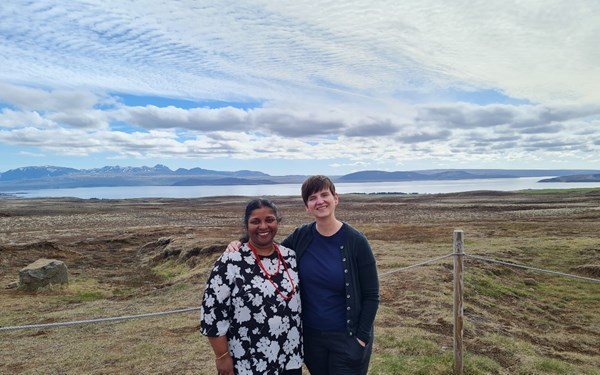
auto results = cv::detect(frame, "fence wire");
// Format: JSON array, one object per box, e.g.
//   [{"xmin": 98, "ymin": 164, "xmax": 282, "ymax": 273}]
[
  {"xmin": 0, "ymin": 307, "xmax": 200, "ymax": 332},
  {"xmin": 465, "ymin": 254, "xmax": 600, "ymax": 283},
  {"xmin": 2, "ymin": 251, "xmax": 598, "ymax": 332},
  {"xmin": 378, "ymin": 253, "xmax": 454, "ymax": 276}
]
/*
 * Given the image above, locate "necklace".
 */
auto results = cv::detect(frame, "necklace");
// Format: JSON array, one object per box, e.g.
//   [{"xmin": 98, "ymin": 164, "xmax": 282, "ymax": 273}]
[{"xmin": 248, "ymin": 243, "xmax": 296, "ymax": 301}]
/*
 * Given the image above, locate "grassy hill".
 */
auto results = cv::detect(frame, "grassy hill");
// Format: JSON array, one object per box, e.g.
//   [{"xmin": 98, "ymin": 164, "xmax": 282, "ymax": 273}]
[{"xmin": 1, "ymin": 190, "xmax": 599, "ymax": 374}]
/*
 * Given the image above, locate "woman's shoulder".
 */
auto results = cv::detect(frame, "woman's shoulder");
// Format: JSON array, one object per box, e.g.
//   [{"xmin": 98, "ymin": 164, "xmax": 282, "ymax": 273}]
[
  {"xmin": 341, "ymin": 223, "xmax": 372, "ymax": 251},
  {"xmin": 290, "ymin": 222, "xmax": 315, "ymax": 235},
  {"xmin": 294, "ymin": 222, "xmax": 313, "ymax": 230},
  {"xmin": 342, "ymin": 222, "xmax": 367, "ymax": 237},
  {"xmin": 277, "ymin": 243, "xmax": 297, "ymax": 257},
  {"xmin": 219, "ymin": 244, "xmax": 251, "ymax": 263}
]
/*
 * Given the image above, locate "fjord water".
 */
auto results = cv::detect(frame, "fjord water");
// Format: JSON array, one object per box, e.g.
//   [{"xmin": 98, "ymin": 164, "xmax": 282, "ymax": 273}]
[{"xmin": 8, "ymin": 177, "xmax": 600, "ymax": 199}]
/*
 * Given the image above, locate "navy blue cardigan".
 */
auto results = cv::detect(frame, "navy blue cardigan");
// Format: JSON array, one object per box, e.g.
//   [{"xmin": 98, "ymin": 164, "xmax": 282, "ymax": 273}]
[{"xmin": 281, "ymin": 222, "xmax": 380, "ymax": 344}]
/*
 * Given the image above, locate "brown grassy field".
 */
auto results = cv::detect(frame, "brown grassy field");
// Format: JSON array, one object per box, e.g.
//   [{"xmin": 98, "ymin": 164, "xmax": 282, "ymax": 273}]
[{"xmin": 1, "ymin": 189, "xmax": 599, "ymax": 374}]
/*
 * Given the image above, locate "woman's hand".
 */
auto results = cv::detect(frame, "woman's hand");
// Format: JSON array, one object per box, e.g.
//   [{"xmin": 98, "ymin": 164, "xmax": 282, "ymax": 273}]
[
  {"xmin": 357, "ymin": 338, "xmax": 366, "ymax": 347},
  {"xmin": 208, "ymin": 336, "xmax": 234, "ymax": 374},
  {"xmin": 215, "ymin": 354, "xmax": 234, "ymax": 375},
  {"xmin": 225, "ymin": 240, "xmax": 242, "ymax": 253}
]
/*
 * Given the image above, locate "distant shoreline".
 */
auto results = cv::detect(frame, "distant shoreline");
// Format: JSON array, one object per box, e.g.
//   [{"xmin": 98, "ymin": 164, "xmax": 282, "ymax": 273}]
[
  {"xmin": 3, "ymin": 165, "xmax": 600, "ymax": 192},
  {"xmin": 3, "ymin": 177, "xmax": 600, "ymax": 200}
]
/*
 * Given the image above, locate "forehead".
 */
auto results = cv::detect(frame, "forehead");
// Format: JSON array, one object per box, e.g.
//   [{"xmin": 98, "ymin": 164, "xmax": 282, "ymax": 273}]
[
  {"xmin": 308, "ymin": 188, "xmax": 332, "ymax": 196},
  {"xmin": 249, "ymin": 207, "xmax": 276, "ymax": 217}
]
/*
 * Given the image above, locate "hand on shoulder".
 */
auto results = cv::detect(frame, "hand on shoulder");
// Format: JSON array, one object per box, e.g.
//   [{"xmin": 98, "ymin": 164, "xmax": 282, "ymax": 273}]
[{"xmin": 225, "ymin": 240, "xmax": 242, "ymax": 253}]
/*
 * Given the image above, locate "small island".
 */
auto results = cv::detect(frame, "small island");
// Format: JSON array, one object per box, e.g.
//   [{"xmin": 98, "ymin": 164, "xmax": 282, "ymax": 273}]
[{"xmin": 539, "ymin": 174, "xmax": 600, "ymax": 182}]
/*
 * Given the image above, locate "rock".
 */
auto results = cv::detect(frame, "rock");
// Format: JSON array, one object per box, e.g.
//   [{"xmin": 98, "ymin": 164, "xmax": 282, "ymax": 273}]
[
  {"xmin": 19, "ymin": 259, "xmax": 69, "ymax": 291},
  {"xmin": 156, "ymin": 237, "xmax": 173, "ymax": 246},
  {"xmin": 523, "ymin": 277, "xmax": 537, "ymax": 286}
]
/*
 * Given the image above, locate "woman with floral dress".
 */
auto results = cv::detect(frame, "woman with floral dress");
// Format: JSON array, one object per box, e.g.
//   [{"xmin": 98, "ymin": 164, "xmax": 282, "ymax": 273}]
[
  {"xmin": 200, "ymin": 198, "xmax": 302, "ymax": 375},
  {"xmin": 227, "ymin": 176, "xmax": 379, "ymax": 374}
]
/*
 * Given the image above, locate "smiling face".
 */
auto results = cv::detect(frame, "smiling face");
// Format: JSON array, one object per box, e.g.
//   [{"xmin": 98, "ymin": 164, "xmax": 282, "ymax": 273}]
[
  {"xmin": 247, "ymin": 206, "xmax": 279, "ymax": 252},
  {"xmin": 305, "ymin": 188, "xmax": 339, "ymax": 219},
  {"xmin": 301, "ymin": 176, "xmax": 339, "ymax": 221}
]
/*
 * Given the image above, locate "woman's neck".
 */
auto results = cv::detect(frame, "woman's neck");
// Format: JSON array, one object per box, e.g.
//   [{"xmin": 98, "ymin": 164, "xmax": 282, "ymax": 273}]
[
  {"xmin": 315, "ymin": 217, "xmax": 343, "ymax": 237},
  {"xmin": 249, "ymin": 242, "xmax": 275, "ymax": 256}
]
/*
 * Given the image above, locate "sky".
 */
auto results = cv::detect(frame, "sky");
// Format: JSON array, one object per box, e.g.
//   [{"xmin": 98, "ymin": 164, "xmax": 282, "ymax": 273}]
[{"xmin": 1, "ymin": 1, "xmax": 599, "ymax": 176}]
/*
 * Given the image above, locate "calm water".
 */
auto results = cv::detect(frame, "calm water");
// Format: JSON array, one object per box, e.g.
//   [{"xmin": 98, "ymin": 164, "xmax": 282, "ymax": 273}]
[{"xmin": 6, "ymin": 177, "xmax": 600, "ymax": 199}]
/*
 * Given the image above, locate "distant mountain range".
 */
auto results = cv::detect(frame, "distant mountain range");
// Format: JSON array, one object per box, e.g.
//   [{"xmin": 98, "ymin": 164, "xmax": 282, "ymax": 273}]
[
  {"xmin": 1, "ymin": 165, "xmax": 600, "ymax": 191},
  {"xmin": 0, "ymin": 164, "xmax": 270, "ymax": 181}
]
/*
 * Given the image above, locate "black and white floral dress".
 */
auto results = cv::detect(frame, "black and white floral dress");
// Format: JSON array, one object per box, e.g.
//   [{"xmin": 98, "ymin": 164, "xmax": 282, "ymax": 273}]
[{"xmin": 200, "ymin": 243, "xmax": 302, "ymax": 374}]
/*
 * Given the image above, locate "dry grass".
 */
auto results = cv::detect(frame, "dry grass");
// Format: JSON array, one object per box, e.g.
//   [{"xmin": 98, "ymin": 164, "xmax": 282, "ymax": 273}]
[{"xmin": 1, "ymin": 190, "xmax": 599, "ymax": 374}]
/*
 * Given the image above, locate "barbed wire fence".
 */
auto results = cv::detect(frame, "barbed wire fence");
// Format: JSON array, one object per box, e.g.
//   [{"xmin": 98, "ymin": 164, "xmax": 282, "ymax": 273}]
[{"xmin": 2, "ymin": 230, "xmax": 599, "ymax": 373}]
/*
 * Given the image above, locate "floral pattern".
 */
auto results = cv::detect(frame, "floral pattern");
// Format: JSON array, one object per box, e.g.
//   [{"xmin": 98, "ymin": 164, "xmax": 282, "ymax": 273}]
[{"xmin": 201, "ymin": 243, "xmax": 302, "ymax": 375}]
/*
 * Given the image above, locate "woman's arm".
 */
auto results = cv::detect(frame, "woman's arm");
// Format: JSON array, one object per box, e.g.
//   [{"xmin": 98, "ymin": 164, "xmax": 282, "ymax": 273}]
[
  {"xmin": 208, "ymin": 336, "xmax": 234, "ymax": 375},
  {"xmin": 200, "ymin": 256, "xmax": 235, "ymax": 374},
  {"xmin": 227, "ymin": 223, "xmax": 304, "ymax": 253},
  {"xmin": 355, "ymin": 234, "xmax": 380, "ymax": 344}
]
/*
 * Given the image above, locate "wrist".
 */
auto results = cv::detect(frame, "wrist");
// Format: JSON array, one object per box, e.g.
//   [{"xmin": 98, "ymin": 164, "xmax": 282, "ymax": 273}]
[{"xmin": 215, "ymin": 351, "xmax": 230, "ymax": 360}]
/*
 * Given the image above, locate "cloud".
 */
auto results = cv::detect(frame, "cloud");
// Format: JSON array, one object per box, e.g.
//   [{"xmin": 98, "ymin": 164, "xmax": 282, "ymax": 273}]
[
  {"xmin": 416, "ymin": 104, "xmax": 516, "ymax": 128},
  {"xmin": 116, "ymin": 105, "xmax": 249, "ymax": 131},
  {"xmin": 1, "ymin": 84, "xmax": 599, "ymax": 168},
  {"xmin": 343, "ymin": 118, "xmax": 401, "ymax": 137},
  {"xmin": 2, "ymin": 1, "xmax": 599, "ymax": 105},
  {"xmin": 19, "ymin": 150, "xmax": 46, "ymax": 157},
  {"xmin": 0, "ymin": 108, "xmax": 53, "ymax": 129},
  {"xmin": 518, "ymin": 124, "xmax": 564, "ymax": 135},
  {"xmin": 397, "ymin": 129, "xmax": 453, "ymax": 144},
  {"xmin": 254, "ymin": 108, "xmax": 347, "ymax": 138},
  {"xmin": 1, "ymin": 1, "xmax": 599, "ymax": 171},
  {"xmin": 0, "ymin": 84, "xmax": 100, "ymax": 112},
  {"xmin": 416, "ymin": 102, "xmax": 600, "ymax": 133}
]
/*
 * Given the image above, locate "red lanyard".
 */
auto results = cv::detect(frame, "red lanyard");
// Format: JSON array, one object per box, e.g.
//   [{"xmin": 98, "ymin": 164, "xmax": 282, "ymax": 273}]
[{"xmin": 248, "ymin": 243, "xmax": 296, "ymax": 301}]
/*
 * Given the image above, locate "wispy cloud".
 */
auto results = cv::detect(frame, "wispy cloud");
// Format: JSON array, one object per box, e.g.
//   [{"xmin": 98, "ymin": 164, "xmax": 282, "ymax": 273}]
[{"xmin": 0, "ymin": 1, "xmax": 599, "ymax": 173}]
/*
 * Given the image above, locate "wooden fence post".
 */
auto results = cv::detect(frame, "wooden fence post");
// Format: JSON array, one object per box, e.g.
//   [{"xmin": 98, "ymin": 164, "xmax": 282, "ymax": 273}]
[{"xmin": 453, "ymin": 230, "xmax": 464, "ymax": 375}]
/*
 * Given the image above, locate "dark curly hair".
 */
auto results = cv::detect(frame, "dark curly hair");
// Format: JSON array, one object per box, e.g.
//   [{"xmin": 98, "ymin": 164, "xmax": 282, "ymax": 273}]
[{"xmin": 240, "ymin": 198, "xmax": 282, "ymax": 243}]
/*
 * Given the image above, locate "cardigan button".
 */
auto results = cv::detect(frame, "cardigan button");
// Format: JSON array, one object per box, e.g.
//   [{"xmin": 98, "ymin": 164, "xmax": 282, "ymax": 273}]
[
  {"xmin": 347, "ymin": 294, "xmax": 350, "ymax": 298},
  {"xmin": 342, "ymin": 258, "xmax": 346, "ymax": 262}
]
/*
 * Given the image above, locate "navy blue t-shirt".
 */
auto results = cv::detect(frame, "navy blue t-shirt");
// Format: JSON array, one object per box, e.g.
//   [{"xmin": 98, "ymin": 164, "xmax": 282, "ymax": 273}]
[{"xmin": 299, "ymin": 224, "xmax": 346, "ymax": 331}]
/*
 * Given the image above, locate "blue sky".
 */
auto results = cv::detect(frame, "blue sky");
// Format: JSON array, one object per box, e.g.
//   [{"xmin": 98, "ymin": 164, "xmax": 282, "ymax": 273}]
[{"xmin": 1, "ymin": 1, "xmax": 599, "ymax": 176}]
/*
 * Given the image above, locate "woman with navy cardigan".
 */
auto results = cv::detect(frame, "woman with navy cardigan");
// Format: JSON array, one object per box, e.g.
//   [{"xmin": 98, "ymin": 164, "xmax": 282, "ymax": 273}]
[
  {"xmin": 282, "ymin": 175, "xmax": 379, "ymax": 374},
  {"xmin": 227, "ymin": 175, "xmax": 379, "ymax": 374}
]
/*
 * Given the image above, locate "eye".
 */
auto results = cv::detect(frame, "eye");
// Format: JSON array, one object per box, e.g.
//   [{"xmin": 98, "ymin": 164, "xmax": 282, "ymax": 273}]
[{"xmin": 265, "ymin": 217, "xmax": 277, "ymax": 223}]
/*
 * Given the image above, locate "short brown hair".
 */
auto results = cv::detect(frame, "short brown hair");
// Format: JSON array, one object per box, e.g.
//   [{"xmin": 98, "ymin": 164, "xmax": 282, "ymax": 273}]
[{"xmin": 301, "ymin": 175, "xmax": 336, "ymax": 205}]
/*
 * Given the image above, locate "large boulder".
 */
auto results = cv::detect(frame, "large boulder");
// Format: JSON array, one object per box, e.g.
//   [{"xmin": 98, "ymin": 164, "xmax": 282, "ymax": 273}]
[{"xmin": 19, "ymin": 258, "xmax": 69, "ymax": 291}]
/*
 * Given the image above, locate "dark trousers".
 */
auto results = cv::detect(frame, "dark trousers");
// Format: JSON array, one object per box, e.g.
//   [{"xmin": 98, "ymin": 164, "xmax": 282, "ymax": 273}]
[{"xmin": 303, "ymin": 328, "xmax": 373, "ymax": 375}]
